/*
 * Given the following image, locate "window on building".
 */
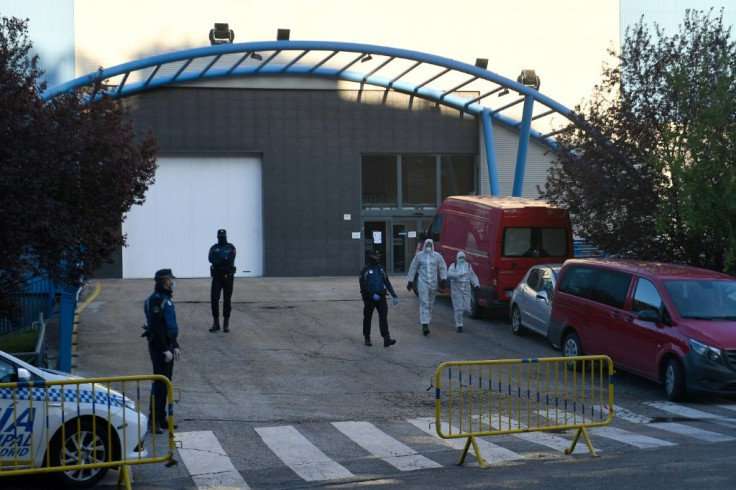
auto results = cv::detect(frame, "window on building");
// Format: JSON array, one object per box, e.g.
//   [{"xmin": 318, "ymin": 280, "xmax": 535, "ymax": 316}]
[
  {"xmin": 362, "ymin": 155, "xmax": 398, "ymax": 209},
  {"xmin": 441, "ymin": 155, "xmax": 475, "ymax": 199},
  {"xmin": 361, "ymin": 153, "xmax": 476, "ymax": 210},
  {"xmin": 401, "ymin": 154, "xmax": 436, "ymax": 209}
]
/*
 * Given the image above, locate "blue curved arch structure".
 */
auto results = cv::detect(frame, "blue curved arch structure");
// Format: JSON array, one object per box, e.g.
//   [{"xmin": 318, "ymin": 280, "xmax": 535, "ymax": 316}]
[{"xmin": 43, "ymin": 40, "xmax": 584, "ymax": 196}]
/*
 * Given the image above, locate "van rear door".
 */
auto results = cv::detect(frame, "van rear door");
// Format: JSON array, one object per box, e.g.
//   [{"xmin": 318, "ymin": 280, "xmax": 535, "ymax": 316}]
[{"xmin": 498, "ymin": 225, "xmax": 570, "ymax": 301}]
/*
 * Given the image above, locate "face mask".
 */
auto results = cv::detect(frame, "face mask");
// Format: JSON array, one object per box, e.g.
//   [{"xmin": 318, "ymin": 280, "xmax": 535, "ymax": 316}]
[
  {"xmin": 425, "ymin": 246, "xmax": 433, "ymax": 253},
  {"xmin": 169, "ymin": 280, "xmax": 177, "ymax": 291},
  {"xmin": 458, "ymin": 257, "xmax": 465, "ymax": 264}
]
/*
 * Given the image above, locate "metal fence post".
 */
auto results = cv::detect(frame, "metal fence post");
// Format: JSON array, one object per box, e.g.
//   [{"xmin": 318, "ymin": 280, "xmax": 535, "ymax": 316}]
[{"xmin": 58, "ymin": 285, "xmax": 79, "ymax": 372}]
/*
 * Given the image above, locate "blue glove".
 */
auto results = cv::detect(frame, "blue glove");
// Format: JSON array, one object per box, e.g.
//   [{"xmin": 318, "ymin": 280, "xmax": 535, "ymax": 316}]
[
  {"xmin": 392, "ymin": 297, "xmax": 399, "ymax": 306},
  {"xmin": 372, "ymin": 293, "xmax": 380, "ymax": 301}
]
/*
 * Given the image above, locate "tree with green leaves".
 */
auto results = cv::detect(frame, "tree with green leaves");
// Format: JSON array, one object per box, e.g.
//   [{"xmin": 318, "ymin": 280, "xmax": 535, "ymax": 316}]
[
  {"xmin": 0, "ymin": 16, "xmax": 158, "ymax": 316},
  {"xmin": 540, "ymin": 8, "xmax": 736, "ymax": 274}
]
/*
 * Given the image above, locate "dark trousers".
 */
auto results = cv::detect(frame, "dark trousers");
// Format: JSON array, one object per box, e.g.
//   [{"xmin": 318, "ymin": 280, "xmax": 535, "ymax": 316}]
[
  {"xmin": 211, "ymin": 273, "xmax": 234, "ymax": 319},
  {"xmin": 148, "ymin": 342, "xmax": 173, "ymax": 426},
  {"xmin": 363, "ymin": 295, "xmax": 389, "ymax": 338}
]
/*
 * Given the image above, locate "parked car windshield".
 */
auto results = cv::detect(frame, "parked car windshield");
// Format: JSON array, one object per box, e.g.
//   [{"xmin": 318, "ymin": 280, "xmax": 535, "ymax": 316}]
[{"xmin": 663, "ymin": 279, "xmax": 736, "ymax": 320}]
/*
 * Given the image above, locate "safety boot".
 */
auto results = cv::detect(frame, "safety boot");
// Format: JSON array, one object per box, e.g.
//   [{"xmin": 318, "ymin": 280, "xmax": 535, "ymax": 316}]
[
  {"xmin": 223, "ymin": 318, "xmax": 230, "ymax": 333},
  {"xmin": 422, "ymin": 324, "xmax": 430, "ymax": 336},
  {"xmin": 383, "ymin": 337, "xmax": 396, "ymax": 347},
  {"xmin": 364, "ymin": 336, "xmax": 372, "ymax": 346},
  {"xmin": 209, "ymin": 320, "xmax": 220, "ymax": 332}
]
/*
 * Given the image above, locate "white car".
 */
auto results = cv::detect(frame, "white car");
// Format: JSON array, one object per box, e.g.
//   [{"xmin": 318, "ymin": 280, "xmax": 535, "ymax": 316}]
[
  {"xmin": 509, "ymin": 264, "xmax": 562, "ymax": 338},
  {"xmin": 0, "ymin": 350, "xmax": 148, "ymax": 488}
]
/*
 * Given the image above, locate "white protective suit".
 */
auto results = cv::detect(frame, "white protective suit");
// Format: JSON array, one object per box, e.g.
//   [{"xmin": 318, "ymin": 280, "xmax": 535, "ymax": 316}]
[
  {"xmin": 447, "ymin": 251, "xmax": 480, "ymax": 328},
  {"xmin": 407, "ymin": 238, "xmax": 448, "ymax": 325}
]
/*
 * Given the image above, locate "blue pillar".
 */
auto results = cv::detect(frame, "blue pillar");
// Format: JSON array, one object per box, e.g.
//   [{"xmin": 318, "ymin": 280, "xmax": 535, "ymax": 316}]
[
  {"xmin": 481, "ymin": 109, "xmax": 500, "ymax": 196},
  {"xmin": 513, "ymin": 95, "xmax": 535, "ymax": 197},
  {"xmin": 58, "ymin": 285, "xmax": 78, "ymax": 372}
]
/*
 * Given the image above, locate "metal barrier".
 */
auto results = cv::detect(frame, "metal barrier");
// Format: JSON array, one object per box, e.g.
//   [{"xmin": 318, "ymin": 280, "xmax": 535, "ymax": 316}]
[
  {"xmin": 434, "ymin": 355, "xmax": 614, "ymax": 468},
  {"xmin": 0, "ymin": 277, "xmax": 56, "ymax": 336},
  {"xmin": 8, "ymin": 314, "xmax": 48, "ymax": 368},
  {"xmin": 0, "ymin": 374, "xmax": 177, "ymax": 489}
]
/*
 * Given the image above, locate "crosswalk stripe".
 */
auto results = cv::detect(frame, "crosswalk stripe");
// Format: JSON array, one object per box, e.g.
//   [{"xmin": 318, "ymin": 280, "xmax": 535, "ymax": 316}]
[
  {"xmin": 592, "ymin": 426, "xmax": 676, "ymax": 449},
  {"xmin": 715, "ymin": 403, "xmax": 736, "ymax": 413},
  {"xmin": 254, "ymin": 425, "xmax": 354, "ymax": 481},
  {"xmin": 406, "ymin": 417, "xmax": 524, "ymax": 464},
  {"xmin": 483, "ymin": 414, "xmax": 597, "ymax": 454},
  {"xmin": 542, "ymin": 409, "xmax": 673, "ymax": 449},
  {"xmin": 176, "ymin": 431, "xmax": 250, "ymax": 489},
  {"xmin": 332, "ymin": 421, "xmax": 442, "ymax": 471},
  {"xmin": 597, "ymin": 405, "xmax": 653, "ymax": 424},
  {"xmin": 646, "ymin": 401, "xmax": 736, "ymax": 428},
  {"xmin": 648, "ymin": 422, "xmax": 735, "ymax": 442},
  {"xmin": 598, "ymin": 404, "xmax": 735, "ymax": 442}
]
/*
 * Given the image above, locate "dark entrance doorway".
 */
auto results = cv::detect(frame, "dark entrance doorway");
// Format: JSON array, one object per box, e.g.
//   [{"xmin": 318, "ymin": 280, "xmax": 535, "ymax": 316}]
[{"xmin": 363, "ymin": 221, "xmax": 388, "ymax": 269}]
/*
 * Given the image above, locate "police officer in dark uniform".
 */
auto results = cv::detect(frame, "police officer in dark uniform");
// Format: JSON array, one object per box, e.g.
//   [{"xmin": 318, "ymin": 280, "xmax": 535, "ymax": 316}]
[
  {"xmin": 208, "ymin": 229, "xmax": 237, "ymax": 332},
  {"xmin": 143, "ymin": 268, "xmax": 180, "ymax": 434},
  {"xmin": 359, "ymin": 250, "xmax": 398, "ymax": 347}
]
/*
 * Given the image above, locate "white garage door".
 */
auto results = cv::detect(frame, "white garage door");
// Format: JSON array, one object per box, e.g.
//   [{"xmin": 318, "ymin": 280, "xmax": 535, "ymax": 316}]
[{"xmin": 122, "ymin": 155, "xmax": 263, "ymax": 278}]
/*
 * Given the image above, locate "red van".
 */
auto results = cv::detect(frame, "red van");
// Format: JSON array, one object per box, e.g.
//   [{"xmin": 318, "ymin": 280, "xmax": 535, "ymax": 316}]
[
  {"xmin": 418, "ymin": 196, "xmax": 573, "ymax": 317},
  {"xmin": 548, "ymin": 258, "xmax": 736, "ymax": 400}
]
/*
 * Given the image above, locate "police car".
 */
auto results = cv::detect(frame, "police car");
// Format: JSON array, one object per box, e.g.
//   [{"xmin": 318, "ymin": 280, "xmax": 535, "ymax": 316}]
[{"xmin": 0, "ymin": 350, "xmax": 148, "ymax": 487}]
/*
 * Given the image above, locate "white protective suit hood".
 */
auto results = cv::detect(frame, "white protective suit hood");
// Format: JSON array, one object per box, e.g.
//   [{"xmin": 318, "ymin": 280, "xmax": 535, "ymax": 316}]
[{"xmin": 423, "ymin": 238, "xmax": 434, "ymax": 253}]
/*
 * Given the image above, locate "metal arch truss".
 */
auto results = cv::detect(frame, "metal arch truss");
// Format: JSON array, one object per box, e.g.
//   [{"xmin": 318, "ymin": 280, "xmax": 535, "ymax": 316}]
[{"xmin": 43, "ymin": 40, "xmax": 580, "ymax": 196}]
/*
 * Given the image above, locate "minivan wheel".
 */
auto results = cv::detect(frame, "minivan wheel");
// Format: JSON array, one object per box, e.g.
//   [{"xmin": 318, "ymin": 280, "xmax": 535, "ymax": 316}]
[
  {"xmin": 510, "ymin": 305, "xmax": 526, "ymax": 336},
  {"xmin": 664, "ymin": 358, "xmax": 687, "ymax": 401},
  {"xmin": 563, "ymin": 331, "xmax": 582, "ymax": 371}
]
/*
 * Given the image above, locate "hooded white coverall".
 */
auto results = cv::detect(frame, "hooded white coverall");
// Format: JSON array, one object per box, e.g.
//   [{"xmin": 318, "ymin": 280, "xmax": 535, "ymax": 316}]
[
  {"xmin": 407, "ymin": 238, "xmax": 448, "ymax": 325},
  {"xmin": 447, "ymin": 251, "xmax": 480, "ymax": 328}
]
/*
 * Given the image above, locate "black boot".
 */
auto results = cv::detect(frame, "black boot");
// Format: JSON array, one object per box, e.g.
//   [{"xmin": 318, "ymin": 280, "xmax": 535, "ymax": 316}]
[
  {"xmin": 209, "ymin": 320, "xmax": 220, "ymax": 332},
  {"xmin": 223, "ymin": 318, "xmax": 230, "ymax": 333},
  {"xmin": 364, "ymin": 336, "xmax": 372, "ymax": 346},
  {"xmin": 422, "ymin": 324, "xmax": 430, "ymax": 336},
  {"xmin": 383, "ymin": 336, "xmax": 396, "ymax": 347}
]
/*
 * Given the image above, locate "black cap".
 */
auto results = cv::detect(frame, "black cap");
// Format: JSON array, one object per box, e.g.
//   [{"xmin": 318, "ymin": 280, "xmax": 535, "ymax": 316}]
[
  {"xmin": 154, "ymin": 268, "xmax": 176, "ymax": 280},
  {"xmin": 217, "ymin": 229, "xmax": 227, "ymax": 237}
]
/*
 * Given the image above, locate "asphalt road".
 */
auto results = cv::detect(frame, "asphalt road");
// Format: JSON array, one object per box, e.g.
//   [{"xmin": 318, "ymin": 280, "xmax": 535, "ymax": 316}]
[{"xmin": 6, "ymin": 276, "xmax": 736, "ymax": 489}]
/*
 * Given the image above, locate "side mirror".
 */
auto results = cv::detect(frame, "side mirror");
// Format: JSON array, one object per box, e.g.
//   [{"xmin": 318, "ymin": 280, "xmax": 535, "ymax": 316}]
[
  {"xmin": 17, "ymin": 368, "xmax": 31, "ymax": 382},
  {"xmin": 637, "ymin": 309, "xmax": 659, "ymax": 322}
]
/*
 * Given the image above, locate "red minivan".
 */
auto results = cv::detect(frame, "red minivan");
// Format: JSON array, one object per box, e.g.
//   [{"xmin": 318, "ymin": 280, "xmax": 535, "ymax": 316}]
[
  {"xmin": 548, "ymin": 258, "xmax": 736, "ymax": 400},
  {"xmin": 418, "ymin": 196, "xmax": 573, "ymax": 317}
]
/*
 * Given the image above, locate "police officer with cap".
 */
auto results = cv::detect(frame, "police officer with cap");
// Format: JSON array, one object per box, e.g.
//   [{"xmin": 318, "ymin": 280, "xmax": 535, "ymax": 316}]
[
  {"xmin": 143, "ymin": 268, "xmax": 180, "ymax": 434},
  {"xmin": 208, "ymin": 229, "xmax": 237, "ymax": 332}
]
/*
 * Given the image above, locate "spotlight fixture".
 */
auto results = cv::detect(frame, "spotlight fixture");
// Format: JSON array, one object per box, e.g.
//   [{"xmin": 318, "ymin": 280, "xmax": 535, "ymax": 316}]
[
  {"xmin": 209, "ymin": 23, "xmax": 234, "ymax": 45},
  {"xmin": 361, "ymin": 54, "xmax": 372, "ymax": 63},
  {"xmin": 277, "ymin": 28, "xmax": 290, "ymax": 41},
  {"xmin": 474, "ymin": 58, "xmax": 488, "ymax": 69},
  {"xmin": 498, "ymin": 88, "xmax": 509, "ymax": 97},
  {"xmin": 516, "ymin": 69, "xmax": 540, "ymax": 90},
  {"xmin": 250, "ymin": 52, "xmax": 263, "ymax": 61}
]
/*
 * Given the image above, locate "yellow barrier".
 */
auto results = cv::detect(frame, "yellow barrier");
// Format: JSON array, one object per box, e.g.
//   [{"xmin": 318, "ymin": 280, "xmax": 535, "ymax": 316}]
[
  {"xmin": 0, "ymin": 374, "xmax": 177, "ymax": 489},
  {"xmin": 434, "ymin": 355, "xmax": 614, "ymax": 468}
]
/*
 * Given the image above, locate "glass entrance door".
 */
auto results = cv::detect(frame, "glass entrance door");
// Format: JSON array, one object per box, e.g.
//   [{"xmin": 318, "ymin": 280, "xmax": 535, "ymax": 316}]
[{"xmin": 391, "ymin": 218, "xmax": 432, "ymax": 274}]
